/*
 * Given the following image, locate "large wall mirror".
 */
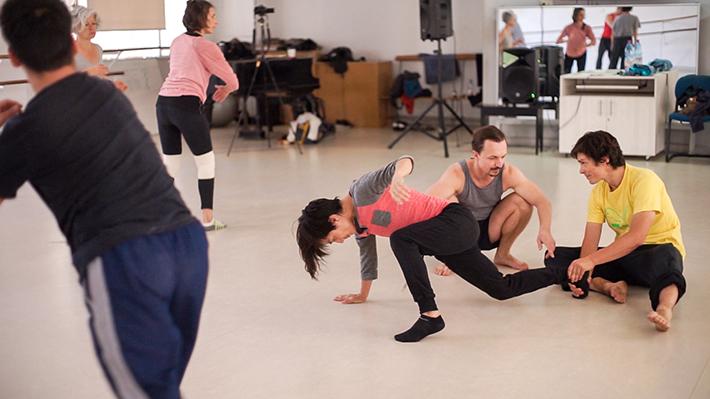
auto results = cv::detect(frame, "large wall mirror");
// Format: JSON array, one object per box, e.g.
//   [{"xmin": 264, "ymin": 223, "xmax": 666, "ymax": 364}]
[{"xmin": 494, "ymin": 3, "xmax": 700, "ymax": 100}]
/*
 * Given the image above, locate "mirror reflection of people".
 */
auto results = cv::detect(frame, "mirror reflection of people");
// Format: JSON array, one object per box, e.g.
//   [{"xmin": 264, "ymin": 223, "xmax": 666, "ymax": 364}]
[
  {"xmin": 511, "ymin": 19, "xmax": 526, "ymax": 48},
  {"xmin": 556, "ymin": 7, "xmax": 596, "ymax": 74},
  {"xmin": 609, "ymin": 7, "xmax": 640, "ymax": 70},
  {"xmin": 70, "ymin": 5, "xmax": 127, "ymax": 91},
  {"xmin": 596, "ymin": 7, "xmax": 622, "ymax": 69},
  {"xmin": 498, "ymin": 11, "xmax": 524, "ymax": 53}
]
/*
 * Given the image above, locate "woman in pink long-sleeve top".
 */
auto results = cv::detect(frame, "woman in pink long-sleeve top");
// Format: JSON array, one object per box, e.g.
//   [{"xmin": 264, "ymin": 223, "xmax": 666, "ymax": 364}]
[
  {"xmin": 157, "ymin": 0, "xmax": 238, "ymax": 231},
  {"xmin": 556, "ymin": 7, "xmax": 596, "ymax": 74}
]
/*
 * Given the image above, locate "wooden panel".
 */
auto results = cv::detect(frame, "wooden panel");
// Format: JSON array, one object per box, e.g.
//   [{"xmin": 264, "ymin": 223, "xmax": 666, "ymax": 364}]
[
  {"xmin": 314, "ymin": 61, "xmax": 393, "ymax": 128},
  {"xmin": 314, "ymin": 62, "xmax": 346, "ymax": 122}
]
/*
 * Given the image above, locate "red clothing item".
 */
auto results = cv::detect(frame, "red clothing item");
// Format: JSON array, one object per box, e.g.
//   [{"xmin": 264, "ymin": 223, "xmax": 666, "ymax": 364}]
[
  {"xmin": 159, "ymin": 33, "xmax": 239, "ymax": 103},
  {"xmin": 401, "ymin": 95, "xmax": 415, "ymax": 114},
  {"xmin": 602, "ymin": 13, "xmax": 618, "ymax": 39},
  {"xmin": 355, "ymin": 187, "xmax": 449, "ymax": 238}
]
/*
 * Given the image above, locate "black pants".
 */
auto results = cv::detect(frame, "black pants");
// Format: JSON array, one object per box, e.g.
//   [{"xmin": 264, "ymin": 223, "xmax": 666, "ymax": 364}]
[
  {"xmin": 477, "ymin": 217, "xmax": 500, "ymax": 251},
  {"xmin": 389, "ymin": 204, "xmax": 566, "ymax": 313},
  {"xmin": 545, "ymin": 245, "xmax": 686, "ymax": 310},
  {"xmin": 156, "ymin": 96, "xmax": 213, "ymax": 155},
  {"xmin": 596, "ymin": 37, "xmax": 612, "ymax": 69},
  {"xmin": 564, "ymin": 52, "xmax": 587, "ymax": 74},
  {"xmin": 609, "ymin": 36, "xmax": 632, "ymax": 69},
  {"xmin": 156, "ymin": 95, "xmax": 214, "ymax": 209}
]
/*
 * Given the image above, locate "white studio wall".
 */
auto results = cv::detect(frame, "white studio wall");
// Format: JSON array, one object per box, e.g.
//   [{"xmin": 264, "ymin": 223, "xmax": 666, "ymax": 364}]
[
  {"xmin": 212, "ymin": 0, "xmax": 256, "ymax": 43},
  {"xmin": 259, "ymin": 0, "xmax": 484, "ymax": 120},
  {"xmin": 264, "ymin": 0, "xmax": 482, "ymax": 62}
]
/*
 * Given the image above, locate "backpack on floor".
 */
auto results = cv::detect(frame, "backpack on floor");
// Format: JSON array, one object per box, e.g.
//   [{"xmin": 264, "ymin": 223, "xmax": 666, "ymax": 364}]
[{"xmin": 288, "ymin": 112, "xmax": 323, "ymax": 144}]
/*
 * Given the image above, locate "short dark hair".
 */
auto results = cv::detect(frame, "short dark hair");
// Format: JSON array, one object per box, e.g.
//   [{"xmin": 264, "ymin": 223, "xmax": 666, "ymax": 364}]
[
  {"xmin": 621, "ymin": 7, "xmax": 633, "ymax": 12},
  {"xmin": 297, "ymin": 198, "xmax": 342, "ymax": 279},
  {"xmin": 0, "ymin": 0, "xmax": 74, "ymax": 72},
  {"xmin": 571, "ymin": 130, "xmax": 625, "ymax": 168},
  {"xmin": 183, "ymin": 0, "xmax": 213, "ymax": 33},
  {"xmin": 472, "ymin": 125, "xmax": 507, "ymax": 153}
]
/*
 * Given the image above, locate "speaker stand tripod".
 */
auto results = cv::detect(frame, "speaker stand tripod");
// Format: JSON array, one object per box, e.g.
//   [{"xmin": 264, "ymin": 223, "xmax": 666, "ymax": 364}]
[{"xmin": 388, "ymin": 39, "xmax": 472, "ymax": 158}]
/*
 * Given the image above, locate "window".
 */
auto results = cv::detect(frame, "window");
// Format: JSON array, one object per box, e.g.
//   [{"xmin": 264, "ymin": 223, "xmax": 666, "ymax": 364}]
[{"xmin": 69, "ymin": 0, "xmax": 186, "ymax": 59}]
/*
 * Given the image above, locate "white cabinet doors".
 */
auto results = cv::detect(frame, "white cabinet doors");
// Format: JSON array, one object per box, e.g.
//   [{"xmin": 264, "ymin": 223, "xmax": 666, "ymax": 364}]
[
  {"xmin": 559, "ymin": 96, "xmax": 612, "ymax": 153},
  {"xmin": 560, "ymin": 95, "xmax": 656, "ymax": 157},
  {"xmin": 604, "ymin": 96, "xmax": 655, "ymax": 156}
]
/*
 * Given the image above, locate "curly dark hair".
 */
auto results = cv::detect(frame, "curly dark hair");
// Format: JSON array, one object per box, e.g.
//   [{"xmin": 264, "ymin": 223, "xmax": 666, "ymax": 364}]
[
  {"xmin": 296, "ymin": 198, "xmax": 342, "ymax": 279},
  {"xmin": 571, "ymin": 130, "xmax": 625, "ymax": 168},
  {"xmin": 183, "ymin": 0, "xmax": 213, "ymax": 33}
]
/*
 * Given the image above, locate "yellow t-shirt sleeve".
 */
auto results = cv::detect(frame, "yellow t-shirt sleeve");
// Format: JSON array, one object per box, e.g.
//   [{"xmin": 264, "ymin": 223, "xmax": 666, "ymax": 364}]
[
  {"xmin": 586, "ymin": 187, "xmax": 605, "ymax": 224},
  {"xmin": 631, "ymin": 175, "xmax": 663, "ymax": 215}
]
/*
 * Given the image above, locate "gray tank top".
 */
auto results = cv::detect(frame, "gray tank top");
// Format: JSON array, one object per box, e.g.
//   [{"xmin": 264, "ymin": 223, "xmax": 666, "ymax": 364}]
[
  {"xmin": 456, "ymin": 159, "xmax": 504, "ymax": 221},
  {"xmin": 75, "ymin": 44, "xmax": 103, "ymax": 71}
]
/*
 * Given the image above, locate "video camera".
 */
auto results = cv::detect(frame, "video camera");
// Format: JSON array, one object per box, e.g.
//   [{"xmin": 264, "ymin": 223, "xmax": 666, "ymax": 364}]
[{"xmin": 254, "ymin": 5, "xmax": 275, "ymax": 16}]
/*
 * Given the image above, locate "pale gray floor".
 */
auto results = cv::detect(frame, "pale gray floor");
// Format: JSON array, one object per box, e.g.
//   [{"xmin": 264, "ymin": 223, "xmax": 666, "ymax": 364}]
[{"xmin": 1, "ymin": 126, "xmax": 710, "ymax": 399}]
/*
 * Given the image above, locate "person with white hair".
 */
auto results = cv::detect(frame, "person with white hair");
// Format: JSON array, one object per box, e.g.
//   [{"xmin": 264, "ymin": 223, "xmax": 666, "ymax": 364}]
[
  {"xmin": 498, "ymin": 11, "xmax": 524, "ymax": 53},
  {"xmin": 70, "ymin": 5, "xmax": 127, "ymax": 91}
]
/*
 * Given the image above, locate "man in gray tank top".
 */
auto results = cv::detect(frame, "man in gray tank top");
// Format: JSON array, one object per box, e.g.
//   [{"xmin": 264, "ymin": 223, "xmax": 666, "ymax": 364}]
[{"xmin": 427, "ymin": 125, "xmax": 556, "ymax": 272}]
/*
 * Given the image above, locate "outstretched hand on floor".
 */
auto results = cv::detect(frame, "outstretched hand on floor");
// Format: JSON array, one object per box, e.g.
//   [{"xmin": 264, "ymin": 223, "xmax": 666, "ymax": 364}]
[{"xmin": 334, "ymin": 293, "xmax": 367, "ymax": 304}]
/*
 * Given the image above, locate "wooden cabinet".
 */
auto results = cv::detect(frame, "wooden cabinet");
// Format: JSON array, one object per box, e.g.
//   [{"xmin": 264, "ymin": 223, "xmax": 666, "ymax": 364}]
[
  {"xmin": 314, "ymin": 61, "xmax": 393, "ymax": 128},
  {"xmin": 559, "ymin": 70, "xmax": 676, "ymax": 158}
]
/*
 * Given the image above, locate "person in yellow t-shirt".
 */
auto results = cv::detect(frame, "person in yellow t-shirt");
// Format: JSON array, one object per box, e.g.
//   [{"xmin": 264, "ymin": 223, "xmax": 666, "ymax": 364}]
[{"xmin": 545, "ymin": 131, "xmax": 686, "ymax": 332}]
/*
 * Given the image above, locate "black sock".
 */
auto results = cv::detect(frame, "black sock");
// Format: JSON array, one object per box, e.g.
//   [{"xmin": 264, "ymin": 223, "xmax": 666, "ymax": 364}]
[
  {"xmin": 548, "ymin": 261, "xmax": 590, "ymax": 299},
  {"xmin": 394, "ymin": 314, "xmax": 445, "ymax": 343},
  {"xmin": 568, "ymin": 271, "xmax": 590, "ymax": 299}
]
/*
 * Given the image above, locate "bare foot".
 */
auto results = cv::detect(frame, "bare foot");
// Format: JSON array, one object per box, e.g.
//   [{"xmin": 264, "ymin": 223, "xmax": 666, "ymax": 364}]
[
  {"xmin": 494, "ymin": 253, "xmax": 529, "ymax": 270},
  {"xmin": 434, "ymin": 264, "xmax": 453, "ymax": 276},
  {"xmin": 647, "ymin": 305, "xmax": 672, "ymax": 332},
  {"xmin": 607, "ymin": 281, "xmax": 628, "ymax": 304}
]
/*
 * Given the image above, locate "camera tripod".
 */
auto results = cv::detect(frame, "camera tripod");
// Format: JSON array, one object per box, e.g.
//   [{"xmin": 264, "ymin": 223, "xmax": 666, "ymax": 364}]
[
  {"xmin": 387, "ymin": 38, "xmax": 472, "ymax": 158},
  {"xmin": 227, "ymin": 10, "xmax": 302, "ymax": 156}
]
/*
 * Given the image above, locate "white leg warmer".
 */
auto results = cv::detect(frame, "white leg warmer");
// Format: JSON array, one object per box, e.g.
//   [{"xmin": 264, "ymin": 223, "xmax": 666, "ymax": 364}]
[
  {"xmin": 194, "ymin": 151, "xmax": 216, "ymax": 180},
  {"xmin": 163, "ymin": 154, "xmax": 182, "ymax": 178}
]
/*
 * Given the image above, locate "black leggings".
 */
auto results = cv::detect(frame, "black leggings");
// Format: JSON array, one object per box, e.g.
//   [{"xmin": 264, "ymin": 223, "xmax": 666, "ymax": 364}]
[
  {"xmin": 564, "ymin": 52, "xmax": 587, "ymax": 74},
  {"xmin": 596, "ymin": 37, "xmax": 612, "ymax": 69},
  {"xmin": 545, "ymin": 245, "xmax": 686, "ymax": 310},
  {"xmin": 609, "ymin": 36, "xmax": 632, "ymax": 69},
  {"xmin": 156, "ymin": 95, "xmax": 215, "ymax": 210},
  {"xmin": 389, "ymin": 204, "xmax": 566, "ymax": 313},
  {"xmin": 156, "ymin": 95, "xmax": 212, "ymax": 156}
]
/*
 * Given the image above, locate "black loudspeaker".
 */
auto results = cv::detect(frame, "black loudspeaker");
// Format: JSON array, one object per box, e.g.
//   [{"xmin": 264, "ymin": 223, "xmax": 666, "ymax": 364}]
[
  {"xmin": 500, "ymin": 47, "xmax": 538, "ymax": 103},
  {"xmin": 534, "ymin": 45, "xmax": 563, "ymax": 98},
  {"xmin": 420, "ymin": 0, "xmax": 453, "ymax": 41}
]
